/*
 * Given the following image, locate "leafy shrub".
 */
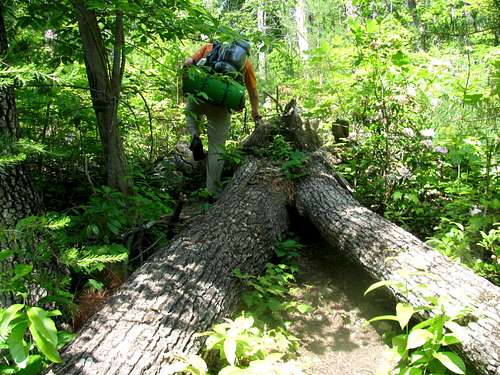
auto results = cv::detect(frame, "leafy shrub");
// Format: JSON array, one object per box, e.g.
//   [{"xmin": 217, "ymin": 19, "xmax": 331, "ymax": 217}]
[
  {"xmin": 174, "ymin": 313, "xmax": 302, "ymax": 375},
  {"xmin": 0, "ymin": 304, "xmax": 74, "ymax": 374},
  {"xmin": 366, "ymin": 279, "xmax": 470, "ymax": 374}
]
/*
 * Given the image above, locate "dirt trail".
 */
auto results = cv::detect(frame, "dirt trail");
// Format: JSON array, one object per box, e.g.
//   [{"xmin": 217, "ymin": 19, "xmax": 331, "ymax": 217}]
[{"xmin": 291, "ymin": 233, "xmax": 397, "ymax": 375}]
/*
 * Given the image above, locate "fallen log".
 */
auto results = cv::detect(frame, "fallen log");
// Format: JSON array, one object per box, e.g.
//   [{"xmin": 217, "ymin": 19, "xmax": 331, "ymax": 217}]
[
  {"xmin": 47, "ymin": 159, "xmax": 291, "ymax": 375},
  {"xmin": 295, "ymin": 150, "xmax": 500, "ymax": 375}
]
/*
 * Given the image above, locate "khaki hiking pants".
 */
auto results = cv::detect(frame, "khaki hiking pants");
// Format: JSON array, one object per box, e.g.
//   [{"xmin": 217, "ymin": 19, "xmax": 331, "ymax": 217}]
[{"xmin": 185, "ymin": 99, "xmax": 231, "ymax": 196}]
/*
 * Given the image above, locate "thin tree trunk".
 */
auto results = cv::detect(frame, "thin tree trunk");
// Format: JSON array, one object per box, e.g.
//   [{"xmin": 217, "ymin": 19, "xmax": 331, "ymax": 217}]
[
  {"xmin": 72, "ymin": 1, "xmax": 132, "ymax": 195},
  {"xmin": 295, "ymin": 0, "xmax": 308, "ymax": 60},
  {"xmin": 257, "ymin": 0, "xmax": 267, "ymax": 81},
  {"xmin": 46, "ymin": 159, "xmax": 291, "ymax": 375},
  {"xmin": 407, "ymin": 0, "xmax": 419, "ymax": 28},
  {"xmin": 295, "ymin": 150, "xmax": 500, "ymax": 375}
]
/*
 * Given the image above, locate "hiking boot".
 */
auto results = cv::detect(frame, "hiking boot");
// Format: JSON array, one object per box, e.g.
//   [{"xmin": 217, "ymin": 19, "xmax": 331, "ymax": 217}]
[{"xmin": 189, "ymin": 135, "xmax": 206, "ymax": 161}]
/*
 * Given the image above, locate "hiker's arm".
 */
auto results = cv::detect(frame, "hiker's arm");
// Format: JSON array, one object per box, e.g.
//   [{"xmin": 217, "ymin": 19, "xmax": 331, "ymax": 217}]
[
  {"xmin": 184, "ymin": 44, "xmax": 212, "ymax": 66},
  {"xmin": 244, "ymin": 60, "xmax": 261, "ymax": 121}
]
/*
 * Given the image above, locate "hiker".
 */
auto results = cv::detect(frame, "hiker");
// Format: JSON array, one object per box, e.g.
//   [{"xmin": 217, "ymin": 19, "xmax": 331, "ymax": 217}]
[{"xmin": 183, "ymin": 40, "xmax": 261, "ymax": 197}]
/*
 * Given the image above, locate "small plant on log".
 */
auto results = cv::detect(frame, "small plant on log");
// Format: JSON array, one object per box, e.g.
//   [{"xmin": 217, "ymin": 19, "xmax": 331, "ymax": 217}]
[
  {"xmin": 234, "ymin": 237, "xmax": 311, "ymax": 325},
  {"xmin": 365, "ymin": 279, "xmax": 470, "ymax": 374},
  {"xmin": 218, "ymin": 142, "xmax": 245, "ymax": 168},
  {"xmin": 266, "ymin": 136, "xmax": 308, "ymax": 181}
]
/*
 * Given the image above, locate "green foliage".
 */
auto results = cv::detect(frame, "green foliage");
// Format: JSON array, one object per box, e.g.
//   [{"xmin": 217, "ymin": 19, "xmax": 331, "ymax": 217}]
[
  {"xmin": 234, "ymin": 237, "xmax": 311, "ymax": 325},
  {"xmin": 218, "ymin": 141, "xmax": 245, "ymax": 168},
  {"xmin": 366, "ymin": 280, "xmax": 470, "ymax": 374},
  {"xmin": 267, "ymin": 136, "xmax": 308, "ymax": 180},
  {"xmin": 174, "ymin": 236, "xmax": 307, "ymax": 375},
  {"xmin": 2, "ymin": 1, "xmax": 499, "ymax": 372},
  {"xmin": 175, "ymin": 313, "xmax": 301, "ymax": 375},
  {"xmin": 0, "ymin": 304, "xmax": 74, "ymax": 373},
  {"xmin": 0, "ymin": 185, "xmax": 173, "ymax": 315},
  {"xmin": 428, "ymin": 221, "xmax": 500, "ymax": 284},
  {"xmin": 281, "ymin": 151, "xmax": 307, "ymax": 180}
]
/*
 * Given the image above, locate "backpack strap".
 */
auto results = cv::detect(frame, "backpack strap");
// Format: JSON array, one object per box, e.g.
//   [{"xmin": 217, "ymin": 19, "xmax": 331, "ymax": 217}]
[{"xmin": 205, "ymin": 41, "xmax": 222, "ymax": 69}]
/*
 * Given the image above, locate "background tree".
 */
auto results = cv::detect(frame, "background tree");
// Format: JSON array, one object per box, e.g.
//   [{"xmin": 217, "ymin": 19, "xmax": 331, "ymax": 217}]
[{"xmin": 0, "ymin": 3, "xmax": 41, "ymax": 228}]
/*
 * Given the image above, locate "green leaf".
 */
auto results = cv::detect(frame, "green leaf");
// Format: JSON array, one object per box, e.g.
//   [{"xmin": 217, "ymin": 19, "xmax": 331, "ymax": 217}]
[
  {"xmin": 266, "ymin": 298, "xmax": 283, "ymax": 311},
  {"xmin": 364, "ymin": 280, "xmax": 402, "ymax": 296},
  {"xmin": 27, "ymin": 308, "xmax": 57, "ymax": 345},
  {"xmin": 441, "ymin": 334, "xmax": 462, "ymax": 346},
  {"xmin": 433, "ymin": 352, "xmax": 466, "ymax": 374},
  {"xmin": 17, "ymin": 355, "xmax": 44, "ymax": 375},
  {"xmin": 27, "ymin": 308, "xmax": 61, "ymax": 363},
  {"xmin": 0, "ymin": 304, "xmax": 24, "ymax": 338},
  {"xmin": 0, "ymin": 250, "xmax": 14, "ymax": 261},
  {"xmin": 223, "ymin": 338, "xmax": 237, "ymax": 366},
  {"xmin": 13, "ymin": 264, "xmax": 33, "ymax": 280},
  {"xmin": 410, "ymin": 351, "xmax": 426, "ymax": 365},
  {"xmin": 407, "ymin": 329, "xmax": 433, "ymax": 349},
  {"xmin": 218, "ymin": 366, "xmax": 245, "ymax": 375},
  {"xmin": 7, "ymin": 321, "xmax": 29, "ymax": 368},
  {"xmin": 392, "ymin": 50, "xmax": 410, "ymax": 66},
  {"xmin": 413, "ymin": 318, "xmax": 433, "ymax": 330},
  {"xmin": 205, "ymin": 334, "xmax": 223, "ymax": 351},
  {"xmin": 296, "ymin": 303, "xmax": 313, "ymax": 314},
  {"xmin": 186, "ymin": 354, "xmax": 207, "ymax": 375},
  {"xmin": 396, "ymin": 303, "xmax": 414, "ymax": 330},
  {"xmin": 392, "ymin": 334, "xmax": 407, "ymax": 353},
  {"xmin": 463, "ymin": 93, "xmax": 483, "ymax": 105},
  {"xmin": 57, "ymin": 331, "xmax": 76, "ymax": 349},
  {"xmin": 366, "ymin": 19, "xmax": 378, "ymax": 33},
  {"xmin": 392, "ymin": 191, "xmax": 403, "ymax": 201},
  {"xmin": 368, "ymin": 315, "xmax": 399, "ymax": 323},
  {"xmin": 401, "ymin": 368, "xmax": 423, "ymax": 375}
]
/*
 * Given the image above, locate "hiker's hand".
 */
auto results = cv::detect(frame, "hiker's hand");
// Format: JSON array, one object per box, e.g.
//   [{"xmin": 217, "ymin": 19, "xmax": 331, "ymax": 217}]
[{"xmin": 184, "ymin": 58, "xmax": 194, "ymax": 67}]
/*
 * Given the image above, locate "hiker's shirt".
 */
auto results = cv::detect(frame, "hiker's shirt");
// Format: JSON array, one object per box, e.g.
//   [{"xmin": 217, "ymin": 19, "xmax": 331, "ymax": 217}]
[{"xmin": 190, "ymin": 43, "xmax": 257, "ymax": 96}]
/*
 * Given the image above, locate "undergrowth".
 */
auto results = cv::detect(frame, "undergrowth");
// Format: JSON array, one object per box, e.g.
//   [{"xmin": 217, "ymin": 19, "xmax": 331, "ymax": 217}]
[{"xmin": 174, "ymin": 235, "xmax": 310, "ymax": 375}]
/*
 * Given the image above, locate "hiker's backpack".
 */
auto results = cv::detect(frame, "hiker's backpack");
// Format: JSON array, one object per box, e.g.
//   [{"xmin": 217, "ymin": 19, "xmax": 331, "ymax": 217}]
[
  {"xmin": 204, "ymin": 40, "xmax": 251, "ymax": 79},
  {"xmin": 182, "ymin": 40, "xmax": 251, "ymax": 111}
]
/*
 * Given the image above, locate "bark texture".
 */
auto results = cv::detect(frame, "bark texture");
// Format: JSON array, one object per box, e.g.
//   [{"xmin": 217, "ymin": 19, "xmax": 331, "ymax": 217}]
[
  {"xmin": 0, "ymin": 4, "xmax": 41, "ymax": 228},
  {"xmin": 46, "ymin": 159, "xmax": 291, "ymax": 375},
  {"xmin": 295, "ymin": 151, "xmax": 500, "ymax": 375},
  {"xmin": 72, "ymin": 1, "xmax": 131, "ymax": 195}
]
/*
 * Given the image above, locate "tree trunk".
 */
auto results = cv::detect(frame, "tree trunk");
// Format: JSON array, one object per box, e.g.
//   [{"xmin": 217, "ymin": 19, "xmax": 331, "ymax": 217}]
[
  {"xmin": 294, "ymin": 151, "xmax": 500, "ymax": 375},
  {"xmin": 257, "ymin": 0, "xmax": 267, "ymax": 81},
  {"xmin": 46, "ymin": 159, "xmax": 291, "ymax": 375},
  {"xmin": 295, "ymin": 0, "xmax": 309, "ymax": 60},
  {"xmin": 72, "ymin": 1, "xmax": 132, "ymax": 195},
  {"xmin": 407, "ymin": 0, "xmax": 419, "ymax": 28},
  {"xmin": 0, "ymin": 4, "xmax": 41, "ymax": 228}
]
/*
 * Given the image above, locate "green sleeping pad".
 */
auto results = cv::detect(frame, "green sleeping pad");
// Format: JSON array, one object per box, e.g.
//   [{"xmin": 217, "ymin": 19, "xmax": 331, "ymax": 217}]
[{"xmin": 182, "ymin": 66, "xmax": 245, "ymax": 111}]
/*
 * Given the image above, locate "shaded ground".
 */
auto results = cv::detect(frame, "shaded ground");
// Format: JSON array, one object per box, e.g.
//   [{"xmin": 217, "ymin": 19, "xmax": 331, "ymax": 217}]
[{"xmin": 290, "ymin": 226, "xmax": 398, "ymax": 375}]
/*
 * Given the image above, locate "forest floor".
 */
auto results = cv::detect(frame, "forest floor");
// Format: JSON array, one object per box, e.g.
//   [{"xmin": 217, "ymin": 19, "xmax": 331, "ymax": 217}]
[{"xmin": 290, "ymin": 223, "xmax": 398, "ymax": 375}]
